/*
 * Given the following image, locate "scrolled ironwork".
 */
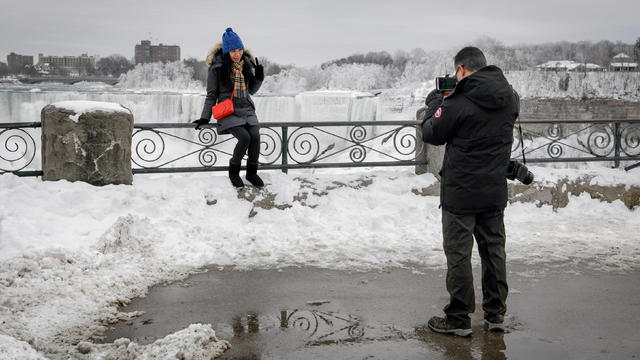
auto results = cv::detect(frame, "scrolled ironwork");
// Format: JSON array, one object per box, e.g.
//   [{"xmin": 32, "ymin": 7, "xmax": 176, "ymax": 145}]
[
  {"xmin": 198, "ymin": 148, "xmax": 218, "ymax": 167},
  {"xmin": 620, "ymin": 123, "xmax": 640, "ymax": 156},
  {"xmin": 349, "ymin": 125, "xmax": 367, "ymax": 143},
  {"xmin": 547, "ymin": 124, "xmax": 563, "ymax": 139},
  {"xmin": 5, "ymin": 118, "xmax": 634, "ymax": 177},
  {"xmin": 288, "ymin": 127, "xmax": 321, "ymax": 164},
  {"xmin": 197, "ymin": 128, "xmax": 218, "ymax": 146},
  {"xmin": 349, "ymin": 145, "xmax": 367, "ymax": 162},
  {"xmin": 259, "ymin": 127, "xmax": 282, "ymax": 165},
  {"xmin": 0, "ymin": 128, "xmax": 37, "ymax": 173},
  {"xmin": 393, "ymin": 125, "xmax": 421, "ymax": 156},
  {"xmin": 586, "ymin": 125, "xmax": 614, "ymax": 157},
  {"xmin": 547, "ymin": 142, "xmax": 564, "ymax": 158},
  {"xmin": 131, "ymin": 129, "xmax": 166, "ymax": 168}
]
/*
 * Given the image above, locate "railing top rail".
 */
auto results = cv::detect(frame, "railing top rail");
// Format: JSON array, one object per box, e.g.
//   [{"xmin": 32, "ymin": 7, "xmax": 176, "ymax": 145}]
[
  {"xmin": 518, "ymin": 119, "xmax": 640, "ymax": 124},
  {"xmin": 0, "ymin": 122, "xmax": 42, "ymax": 128},
  {"xmin": 4, "ymin": 119, "xmax": 640, "ymax": 129},
  {"xmin": 134, "ymin": 120, "xmax": 422, "ymax": 129}
]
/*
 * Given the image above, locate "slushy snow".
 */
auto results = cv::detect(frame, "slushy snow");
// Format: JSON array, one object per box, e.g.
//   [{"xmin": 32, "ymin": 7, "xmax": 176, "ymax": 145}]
[{"xmin": 0, "ymin": 167, "xmax": 639, "ymax": 359}]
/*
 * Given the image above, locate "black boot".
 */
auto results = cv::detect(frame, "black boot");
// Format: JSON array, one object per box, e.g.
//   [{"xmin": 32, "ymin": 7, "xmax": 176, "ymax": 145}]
[
  {"xmin": 228, "ymin": 163, "xmax": 244, "ymax": 188},
  {"xmin": 245, "ymin": 163, "xmax": 264, "ymax": 187}
]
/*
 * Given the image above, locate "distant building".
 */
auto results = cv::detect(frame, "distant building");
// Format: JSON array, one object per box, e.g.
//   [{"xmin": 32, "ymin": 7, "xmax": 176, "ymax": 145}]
[
  {"xmin": 536, "ymin": 60, "xmax": 603, "ymax": 72},
  {"xmin": 610, "ymin": 53, "xmax": 638, "ymax": 72},
  {"xmin": 7, "ymin": 52, "xmax": 34, "ymax": 72},
  {"xmin": 134, "ymin": 40, "xmax": 181, "ymax": 64},
  {"xmin": 37, "ymin": 53, "xmax": 96, "ymax": 75}
]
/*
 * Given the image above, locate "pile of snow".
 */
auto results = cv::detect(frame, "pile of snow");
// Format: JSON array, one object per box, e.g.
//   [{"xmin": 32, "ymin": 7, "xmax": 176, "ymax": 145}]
[
  {"xmin": 0, "ymin": 334, "xmax": 47, "ymax": 360},
  {"xmin": 74, "ymin": 324, "xmax": 230, "ymax": 360},
  {"xmin": 0, "ymin": 167, "xmax": 639, "ymax": 358}
]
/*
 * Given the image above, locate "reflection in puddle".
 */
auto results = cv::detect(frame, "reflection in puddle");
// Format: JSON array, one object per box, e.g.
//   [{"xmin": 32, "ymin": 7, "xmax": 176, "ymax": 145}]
[
  {"xmin": 283, "ymin": 309, "xmax": 365, "ymax": 346},
  {"xmin": 415, "ymin": 325, "xmax": 506, "ymax": 360},
  {"xmin": 230, "ymin": 309, "xmax": 367, "ymax": 346},
  {"xmin": 226, "ymin": 309, "xmax": 512, "ymax": 359}
]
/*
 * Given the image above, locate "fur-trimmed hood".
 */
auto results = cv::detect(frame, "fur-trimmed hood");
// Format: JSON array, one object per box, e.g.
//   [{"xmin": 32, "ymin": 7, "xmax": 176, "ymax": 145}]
[{"xmin": 206, "ymin": 42, "xmax": 254, "ymax": 67}]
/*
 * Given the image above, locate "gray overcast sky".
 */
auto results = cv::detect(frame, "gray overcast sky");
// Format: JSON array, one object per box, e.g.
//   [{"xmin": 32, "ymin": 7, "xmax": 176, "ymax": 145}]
[{"xmin": 1, "ymin": 0, "xmax": 638, "ymax": 66}]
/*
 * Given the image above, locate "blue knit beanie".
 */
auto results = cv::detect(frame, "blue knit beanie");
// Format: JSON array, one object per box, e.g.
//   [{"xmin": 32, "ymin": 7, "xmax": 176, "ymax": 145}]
[{"xmin": 222, "ymin": 27, "xmax": 244, "ymax": 54}]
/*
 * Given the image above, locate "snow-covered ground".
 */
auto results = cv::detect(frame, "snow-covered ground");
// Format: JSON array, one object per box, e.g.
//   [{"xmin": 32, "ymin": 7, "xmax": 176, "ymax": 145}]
[{"xmin": 0, "ymin": 166, "xmax": 639, "ymax": 359}]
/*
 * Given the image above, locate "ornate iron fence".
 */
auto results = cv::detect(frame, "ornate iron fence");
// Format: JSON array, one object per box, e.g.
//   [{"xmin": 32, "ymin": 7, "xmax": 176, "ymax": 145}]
[
  {"xmin": 0, "ymin": 122, "xmax": 42, "ymax": 177},
  {"xmin": 2, "ymin": 119, "xmax": 639, "ymax": 177},
  {"xmin": 511, "ymin": 119, "xmax": 640, "ymax": 170},
  {"xmin": 130, "ymin": 121, "xmax": 424, "ymax": 174}
]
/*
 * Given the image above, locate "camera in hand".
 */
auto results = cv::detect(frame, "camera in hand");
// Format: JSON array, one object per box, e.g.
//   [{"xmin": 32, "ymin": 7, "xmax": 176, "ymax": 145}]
[
  {"xmin": 506, "ymin": 160, "xmax": 534, "ymax": 185},
  {"xmin": 436, "ymin": 76, "xmax": 458, "ymax": 94}
]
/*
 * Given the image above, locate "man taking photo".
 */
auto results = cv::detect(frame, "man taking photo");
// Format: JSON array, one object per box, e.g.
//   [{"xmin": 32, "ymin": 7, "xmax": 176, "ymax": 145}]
[{"xmin": 421, "ymin": 46, "xmax": 519, "ymax": 336}]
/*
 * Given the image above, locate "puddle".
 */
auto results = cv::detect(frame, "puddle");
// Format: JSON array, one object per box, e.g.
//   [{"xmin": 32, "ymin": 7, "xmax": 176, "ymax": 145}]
[{"xmin": 100, "ymin": 266, "xmax": 640, "ymax": 359}]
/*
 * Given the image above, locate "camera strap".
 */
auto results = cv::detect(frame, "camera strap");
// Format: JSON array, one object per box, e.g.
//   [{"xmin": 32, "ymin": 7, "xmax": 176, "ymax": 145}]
[{"xmin": 518, "ymin": 122, "xmax": 526, "ymax": 164}]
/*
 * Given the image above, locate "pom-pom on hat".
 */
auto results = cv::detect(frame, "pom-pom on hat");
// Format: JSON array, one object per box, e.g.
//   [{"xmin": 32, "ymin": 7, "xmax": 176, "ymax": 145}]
[{"xmin": 222, "ymin": 27, "xmax": 244, "ymax": 54}]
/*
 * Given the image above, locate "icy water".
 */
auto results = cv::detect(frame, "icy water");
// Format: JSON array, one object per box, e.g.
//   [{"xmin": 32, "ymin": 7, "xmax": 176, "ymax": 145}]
[
  {"xmin": 0, "ymin": 83, "xmax": 420, "ymax": 125},
  {"xmin": 102, "ymin": 265, "xmax": 640, "ymax": 360}
]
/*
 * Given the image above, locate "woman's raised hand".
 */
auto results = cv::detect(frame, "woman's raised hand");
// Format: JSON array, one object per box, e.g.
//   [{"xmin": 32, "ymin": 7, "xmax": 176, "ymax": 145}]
[{"xmin": 254, "ymin": 57, "xmax": 264, "ymax": 81}]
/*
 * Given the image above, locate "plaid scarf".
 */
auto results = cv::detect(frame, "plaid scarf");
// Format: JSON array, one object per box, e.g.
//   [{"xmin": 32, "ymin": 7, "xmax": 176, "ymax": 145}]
[{"xmin": 231, "ymin": 60, "xmax": 247, "ymax": 98}]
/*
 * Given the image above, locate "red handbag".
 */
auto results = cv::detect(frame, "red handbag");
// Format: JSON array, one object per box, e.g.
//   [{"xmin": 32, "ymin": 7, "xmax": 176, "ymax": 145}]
[{"xmin": 212, "ymin": 89, "xmax": 234, "ymax": 120}]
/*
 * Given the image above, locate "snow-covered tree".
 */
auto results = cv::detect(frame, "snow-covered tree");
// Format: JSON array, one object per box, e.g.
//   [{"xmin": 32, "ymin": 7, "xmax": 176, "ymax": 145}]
[{"xmin": 117, "ymin": 61, "xmax": 202, "ymax": 90}]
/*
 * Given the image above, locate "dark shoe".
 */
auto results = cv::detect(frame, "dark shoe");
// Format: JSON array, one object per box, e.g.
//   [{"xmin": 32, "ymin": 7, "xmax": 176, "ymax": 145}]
[
  {"xmin": 245, "ymin": 163, "xmax": 264, "ymax": 188},
  {"xmin": 427, "ymin": 316, "xmax": 472, "ymax": 337},
  {"xmin": 484, "ymin": 314, "xmax": 505, "ymax": 332},
  {"xmin": 228, "ymin": 163, "xmax": 244, "ymax": 188}
]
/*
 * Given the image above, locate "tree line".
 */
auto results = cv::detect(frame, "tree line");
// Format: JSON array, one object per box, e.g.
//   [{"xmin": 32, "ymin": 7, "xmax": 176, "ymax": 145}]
[
  {"xmin": 182, "ymin": 37, "xmax": 640, "ymax": 87},
  {"xmin": 3, "ymin": 37, "xmax": 638, "ymax": 82},
  {"xmin": 321, "ymin": 37, "xmax": 640, "ymax": 73}
]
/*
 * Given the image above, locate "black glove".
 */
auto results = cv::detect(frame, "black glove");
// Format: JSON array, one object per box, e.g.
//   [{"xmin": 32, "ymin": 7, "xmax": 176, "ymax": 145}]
[
  {"xmin": 423, "ymin": 89, "xmax": 444, "ymax": 120},
  {"xmin": 192, "ymin": 118, "xmax": 210, "ymax": 130},
  {"xmin": 425, "ymin": 89, "xmax": 443, "ymax": 107},
  {"xmin": 254, "ymin": 57, "xmax": 264, "ymax": 81}
]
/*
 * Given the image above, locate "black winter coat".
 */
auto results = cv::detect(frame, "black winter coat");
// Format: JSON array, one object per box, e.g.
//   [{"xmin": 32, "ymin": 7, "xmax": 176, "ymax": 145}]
[
  {"xmin": 421, "ymin": 65, "xmax": 518, "ymax": 214},
  {"xmin": 200, "ymin": 44, "xmax": 263, "ymax": 134}
]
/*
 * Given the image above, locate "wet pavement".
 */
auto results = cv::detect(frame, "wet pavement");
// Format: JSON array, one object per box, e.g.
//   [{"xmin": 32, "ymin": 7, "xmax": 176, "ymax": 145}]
[{"xmin": 102, "ymin": 265, "xmax": 640, "ymax": 359}]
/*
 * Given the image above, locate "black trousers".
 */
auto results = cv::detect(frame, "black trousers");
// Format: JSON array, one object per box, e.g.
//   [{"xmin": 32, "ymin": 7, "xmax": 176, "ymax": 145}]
[
  {"xmin": 441, "ymin": 209, "xmax": 508, "ymax": 328},
  {"xmin": 227, "ymin": 124, "xmax": 261, "ymax": 166}
]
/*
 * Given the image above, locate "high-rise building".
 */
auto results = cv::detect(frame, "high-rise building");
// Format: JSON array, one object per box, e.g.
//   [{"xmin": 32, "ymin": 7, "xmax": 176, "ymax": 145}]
[
  {"xmin": 134, "ymin": 40, "xmax": 181, "ymax": 64},
  {"xmin": 7, "ymin": 52, "xmax": 34, "ymax": 72}
]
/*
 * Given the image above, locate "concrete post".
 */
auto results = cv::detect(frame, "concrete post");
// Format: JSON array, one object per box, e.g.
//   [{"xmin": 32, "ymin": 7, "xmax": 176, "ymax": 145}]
[{"xmin": 41, "ymin": 101, "xmax": 133, "ymax": 185}]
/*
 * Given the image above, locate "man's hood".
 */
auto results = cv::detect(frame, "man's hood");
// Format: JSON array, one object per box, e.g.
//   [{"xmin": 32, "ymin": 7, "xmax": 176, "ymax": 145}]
[
  {"xmin": 206, "ymin": 42, "xmax": 254, "ymax": 67},
  {"xmin": 458, "ymin": 65, "xmax": 513, "ymax": 110}
]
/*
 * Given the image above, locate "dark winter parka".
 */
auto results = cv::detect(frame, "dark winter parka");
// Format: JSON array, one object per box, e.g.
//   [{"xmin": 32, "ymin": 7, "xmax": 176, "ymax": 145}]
[
  {"xmin": 421, "ymin": 65, "xmax": 519, "ymax": 214},
  {"xmin": 200, "ymin": 42, "xmax": 263, "ymax": 134}
]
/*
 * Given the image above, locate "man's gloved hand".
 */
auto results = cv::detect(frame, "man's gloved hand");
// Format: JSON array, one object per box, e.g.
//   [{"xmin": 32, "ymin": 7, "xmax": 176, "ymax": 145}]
[
  {"xmin": 254, "ymin": 57, "xmax": 264, "ymax": 81},
  {"xmin": 425, "ymin": 89, "xmax": 443, "ymax": 108},
  {"xmin": 423, "ymin": 89, "xmax": 444, "ymax": 121},
  {"xmin": 192, "ymin": 118, "xmax": 210, "ymax": 130}
]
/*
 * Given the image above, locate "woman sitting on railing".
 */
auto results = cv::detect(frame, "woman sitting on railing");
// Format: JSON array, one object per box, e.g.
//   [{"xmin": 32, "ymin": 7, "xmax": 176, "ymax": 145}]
[{"xmin": 193, "ymin": 27, "xmax": 265, "ymax": 188}]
